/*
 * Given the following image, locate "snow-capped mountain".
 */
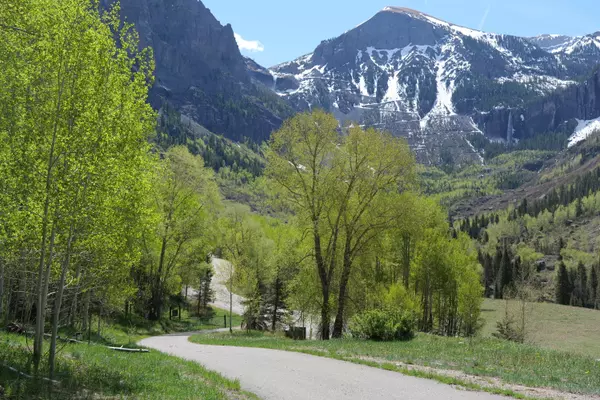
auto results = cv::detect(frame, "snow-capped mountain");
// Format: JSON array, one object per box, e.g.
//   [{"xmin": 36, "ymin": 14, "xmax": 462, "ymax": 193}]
[
  {"xmin": 530, "ymin": 32, "xmax": 600, "ymax": 56},
  {"xmin": 263, "ymin": 7, "xmax": 600, "ymax": 164},
  {"xmin": 529, "ymin": 32, "xmax": 600, "ymax": 77},
  {"xmin": 527, "ymin": 34, "xmax": 575, "ymax": 53}
]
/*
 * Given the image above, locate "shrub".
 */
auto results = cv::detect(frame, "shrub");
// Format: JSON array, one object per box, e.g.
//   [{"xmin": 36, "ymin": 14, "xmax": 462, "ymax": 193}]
[
  {"xmin": 492, "ymin": 313, "xmax": 524, "ymax": 343},
  {"xmin": 349, "ymin": 309, "xmax": 415, "ymax": 341}
]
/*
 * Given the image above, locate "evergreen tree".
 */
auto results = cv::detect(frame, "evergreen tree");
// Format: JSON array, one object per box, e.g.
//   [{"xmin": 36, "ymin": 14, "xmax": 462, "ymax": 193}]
[
  {"xmin": 576, "ymin": 197, "xmax": 584, "ymax": 218},
  {"xmin": 518, "ymin": 198, "xmax": 528, "ymax": 217},
  {"xmin": 241, "ymin": 283, "xmax": 269, "ymax": 331},
  {"xmin": 483, "ymin": 254, "xmax": 494, "ymax": 297},
  {"xmin": 555, "ymin": 262, "xmax": 571, "ymax": 305},
  {"xmin": 265, "ymin": 274, "xmax": 288, "ymax": 331},
  {"xmin": 197, "ymin": 268, "xmax": 215, "ymax": 319},
  {"xmin": 512, "ymin": 256, "xmax": 522, "ymax": 284},
  {"xmin": 577, "ymin": 262, "xmax": 588, "ymax": 307},
  {"xmin": 557, "ymin": 237, "xmax": 565, "ymax": 259},
  {"xmin": 496, "ymin": 245, "xmax": 513, "ymax": 299},
  {"xmin": 589, "ymin": 265, "xmax": 598, "ymax": 309},
  {"xmin": 568, "ymin": 268, "xmax": 579, "ymax": 306}
]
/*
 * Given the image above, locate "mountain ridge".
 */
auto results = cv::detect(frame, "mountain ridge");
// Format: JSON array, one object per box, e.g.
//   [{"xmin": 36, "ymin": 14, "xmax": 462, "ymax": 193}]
[{"xmin": 260, "ymin": 6, "xmax": 600, "ymax": 164}]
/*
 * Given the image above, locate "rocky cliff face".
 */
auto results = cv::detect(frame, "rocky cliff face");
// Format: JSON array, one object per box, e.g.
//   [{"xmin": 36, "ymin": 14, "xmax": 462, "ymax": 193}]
[
  {"xmin": 103, "ymin": 0, "xmax": 292, "ymax": 143},
  {"xmin": 476, "ymin": 69, "xmax": 600, "ymax": 141}
]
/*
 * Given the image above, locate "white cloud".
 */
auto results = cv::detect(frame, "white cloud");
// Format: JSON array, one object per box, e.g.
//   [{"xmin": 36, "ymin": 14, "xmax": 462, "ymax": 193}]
[
  {"xmin": 478, "ymin": 3, "xmax": 492, "ymax": 31},
  {"xmin": 234, "ymin": 33, "xmax": 264, "ymax": 53}
]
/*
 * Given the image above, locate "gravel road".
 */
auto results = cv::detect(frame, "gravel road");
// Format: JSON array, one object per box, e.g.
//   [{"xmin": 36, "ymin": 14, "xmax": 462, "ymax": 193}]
[
  {"xmin": 210, "ymin": 258, "xmax": 246, "ymax": 315},
  {"xmin": 139, "ymin": 333, "xmax": 508, "ymax": 400}
]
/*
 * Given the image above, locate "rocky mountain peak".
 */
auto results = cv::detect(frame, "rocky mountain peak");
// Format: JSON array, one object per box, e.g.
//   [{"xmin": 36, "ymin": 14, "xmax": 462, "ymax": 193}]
[
  {"xmin": 267, "ymin": 7, "xmax": 596, "ymax": 165},
  {"xmin": 381, "ymin": 6, "xmax": 422, "ymax": 15}
]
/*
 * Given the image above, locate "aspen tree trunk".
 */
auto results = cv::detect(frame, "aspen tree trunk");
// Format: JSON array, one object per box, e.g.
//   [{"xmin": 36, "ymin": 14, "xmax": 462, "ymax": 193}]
[
  {"xmin": 68, "ymin": 264, "xmax": 82, "ymax": 327},
  {"xmin": 49, "ymin": 228, "xmax": 74, "ymax": 379},
  {"xmin": 33, "ymin": 222, "xmax": 57, "ymax": 373},
  {"xmin": 82, "ymin": 290, "xmax": 90, "ymax": 333},
  {"xmin": 33, "ymin": 37, "xmax": 66, "ymax": 372},
  {"xmin": 4, "ymin": 278, "xmax": 11, "ymax": 326}
]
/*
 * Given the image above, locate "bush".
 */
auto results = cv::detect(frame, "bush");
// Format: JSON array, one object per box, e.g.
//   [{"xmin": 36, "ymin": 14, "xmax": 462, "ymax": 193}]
[
  {"xmin": 492, "ymin": 313, "xmax": 524, "ymax": 343},
  {"xmin": 349, "ymin": 309, "xmax": 415, "ymax": 341}
]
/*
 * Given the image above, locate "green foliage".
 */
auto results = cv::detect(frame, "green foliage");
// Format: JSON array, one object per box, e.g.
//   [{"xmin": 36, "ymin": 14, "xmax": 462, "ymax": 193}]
[
  {"xmin": 156, "ymin": 104, "xmax": 265, "ymax": 179},
  {"xmin": 349, "ymin": 309, "xmax": 415, "ymax": 341},
  {"xmin": 413, "ymin": 230, "xmax": 483, "ymax": 336},
  {"xmin": 136, "ymin": 146, "xmax": 220, "ymax": 320},
  {"xmin": 492, "ymin": 310, "xmax": 524, "ymax": 343},
  {"xmin": 196, "ymin": 269, "xmax": 215, "ymax": 320},
  {"xmin": 468, "ymin": 132, "xmax": 570, "ymax": 161},
  {"xmin": 0, "ymin": 0, "xmax": 158, "ymax": 373},
  {"xmin": 419, "ymin": 150, "xmax": 553, "ymax": 209},
  {"xmin": 266, "ymin": 110, "xmax": 418, "ymax": 339},
  {"xmin": 382, "ymin": 283, "xmax": 420, "ymax": 315}
]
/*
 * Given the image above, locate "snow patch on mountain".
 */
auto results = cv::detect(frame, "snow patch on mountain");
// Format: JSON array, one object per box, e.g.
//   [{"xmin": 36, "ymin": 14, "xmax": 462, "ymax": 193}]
[
  {"xmin": 568, "ymin": 117, "xmax": 600, "ymax": 148},
  {"xmin": 563, "ymin": 36, "xmax": 600, "ymax": 55},
  {"xmin": 466, "ymin": 138, "xmax": 485, "ymax": 165},
  {"xmin": 497, "ymin": 73, "xmax": 576, "ymax": 93},
  {"xmin": 533, "ymin": 33, "xmax": 600, "ymax": 55}
]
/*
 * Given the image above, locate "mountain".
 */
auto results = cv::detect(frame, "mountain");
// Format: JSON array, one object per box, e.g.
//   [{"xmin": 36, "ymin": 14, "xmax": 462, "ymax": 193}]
[
  {"xmin": 266, "ymin": 7, "xmax": 600, "ymax": 164},
  {"xmin": 101, "ymin": 0, "xmax": 293, "ymax": 143},
  {"xmin": 527, "ymin": 34, "xmax": 574, "ymax": 52},
  {"xmin": 529, "ymin": 32, "xmax": 600, "ymax": 77}
]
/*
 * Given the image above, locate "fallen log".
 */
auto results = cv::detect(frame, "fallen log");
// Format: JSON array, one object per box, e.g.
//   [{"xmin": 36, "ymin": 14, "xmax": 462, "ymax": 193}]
[{"xmin": 108, "ymin": 346, "xmax": 149, "ymax": 353}]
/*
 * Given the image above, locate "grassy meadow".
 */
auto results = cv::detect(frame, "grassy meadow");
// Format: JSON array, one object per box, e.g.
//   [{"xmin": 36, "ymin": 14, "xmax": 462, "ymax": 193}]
[
  {"xmin": 0, "ymin": 331, "xmax": 256, "ymax": 400},
  {"xmin": 191, "ymin": 303, "xmax": 600, "ymax": 397},
  {"xmin": 0, "ymin": 306, "xmax": 249, "ymax": 399},
  {"xmin": 480, "ymin": 298, "xmax": 600, "ymax": 358}
]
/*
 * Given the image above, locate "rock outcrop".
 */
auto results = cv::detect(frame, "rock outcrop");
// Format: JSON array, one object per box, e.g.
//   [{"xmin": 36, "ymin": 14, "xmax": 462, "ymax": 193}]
[
  {"xmin": 102, "ymin": 0, "xmax": 292, "ymax": 143},
  {"xmin": 476, "ymin": 69, "xmax": 600, "ymax": 140}
]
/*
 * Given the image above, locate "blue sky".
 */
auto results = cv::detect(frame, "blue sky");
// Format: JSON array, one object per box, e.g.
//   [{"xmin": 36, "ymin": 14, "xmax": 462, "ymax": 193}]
[{"xmin": 202, "ymin": 0, "xmax": 600, "ymax": 67}]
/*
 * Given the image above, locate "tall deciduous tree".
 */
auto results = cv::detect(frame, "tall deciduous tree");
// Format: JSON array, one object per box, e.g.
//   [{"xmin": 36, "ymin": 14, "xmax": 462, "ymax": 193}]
[
  {"xmin": 266, "ymin": 111, "xmax": 416, "ymax": 339},
  {"xmin": 142, "ymin": 146, "xmax": 219, "ymax": 320},
  {"xmin": 266, "ymin": 111, "xmax": 341, "ymax": 339},
  {"xmin": 331, "ymin": 126, "xmax": 415, "ymax": 338},
  {"xmin": 0, "ymin": 0, "xmax": 156, "ymax": 375}
]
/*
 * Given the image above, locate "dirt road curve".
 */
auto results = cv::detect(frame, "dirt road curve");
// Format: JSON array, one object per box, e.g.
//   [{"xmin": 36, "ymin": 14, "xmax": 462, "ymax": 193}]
[{"xmin": 139, "ymin": 332, "xmax": 507, "ymax": 400}]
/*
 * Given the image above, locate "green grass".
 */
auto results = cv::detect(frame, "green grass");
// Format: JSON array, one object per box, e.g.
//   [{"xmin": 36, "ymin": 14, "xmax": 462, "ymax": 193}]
[
  {"xmin": 0, "ymin": 332, "xmax": 257, "ymax": 400},
  {"xmin": 66, "ymin": 306, "xmax": 243, "ymax": 347},
  {"xmin": 481, "ymin": 298, "xmax": 600, "ymax": 358},
  {"xmin": 0, "ymin": 307, "xmax": 250, "ymax": 399},
  {"xmin": 190, "ymin": 330, "xmax": 600, "ymax": 397}
]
